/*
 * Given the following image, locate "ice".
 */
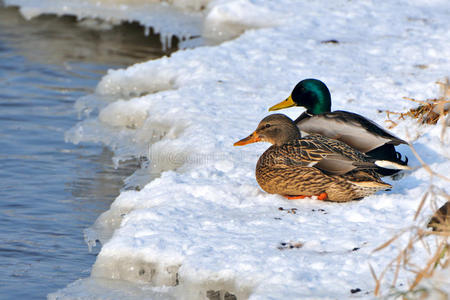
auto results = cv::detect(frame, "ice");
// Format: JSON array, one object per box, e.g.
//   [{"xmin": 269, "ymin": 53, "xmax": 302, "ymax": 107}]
[
  {"xmin": 4, "ymin": 0, "xmax": 205, "ymax": 50},
  {"xmin": 99, "ymin": 100, "xmax": 149, "ymax": 129},
  {"xmin": 48, "ymin": 277, "xmax": 176, "ymax": 300},
  {"xmin": 3, "ymin": 0, "xmax": 284, "ymax": 49},
  {"xmin": 43, "ymin": 0, "xmax": 450, "ymax": 298},
  {"xmin": 202, "ymin": 0, "xmax": 281, "ymax": 44}
]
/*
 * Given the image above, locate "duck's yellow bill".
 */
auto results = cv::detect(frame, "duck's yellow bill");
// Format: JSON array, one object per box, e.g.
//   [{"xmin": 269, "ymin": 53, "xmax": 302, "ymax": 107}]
[
  {"xmin": 234, "ymin": 132, "xmax": 261, "ymax": 146},
  {"xmin": 268, "ymin": 95, "xmax": 295, "ymax": 111}
]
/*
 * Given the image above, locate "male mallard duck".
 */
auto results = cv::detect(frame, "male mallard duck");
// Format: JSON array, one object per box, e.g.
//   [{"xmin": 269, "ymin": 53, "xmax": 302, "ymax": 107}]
[
  {"xmin": 269, "ymin": 79, "xmax": 408, "ymax": 176},
  {"xmin": 234, "ymin": 114, "xmax": 393, "ymax": 202}
]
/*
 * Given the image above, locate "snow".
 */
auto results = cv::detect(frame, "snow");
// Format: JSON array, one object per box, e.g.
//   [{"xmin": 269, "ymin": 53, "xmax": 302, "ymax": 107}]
[{"xmin": 20, "ymin": 0, "xmax": 449, "ymax": 298}]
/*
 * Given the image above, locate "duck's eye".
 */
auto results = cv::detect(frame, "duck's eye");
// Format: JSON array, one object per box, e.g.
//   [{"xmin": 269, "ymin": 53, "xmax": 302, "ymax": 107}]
[{"xmin": 264, "ymin": 124, "xmax": 271, "ymax": 129}]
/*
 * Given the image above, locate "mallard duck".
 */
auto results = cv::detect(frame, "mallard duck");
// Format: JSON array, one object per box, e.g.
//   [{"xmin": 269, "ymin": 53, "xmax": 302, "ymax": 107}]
[
  {"xmin": 234, "ymin": 114, "xmax": 393, "ymax": 202},
  {"xmin": 269, "ymin": 79, "xmax": 409, "ymax": 176}
]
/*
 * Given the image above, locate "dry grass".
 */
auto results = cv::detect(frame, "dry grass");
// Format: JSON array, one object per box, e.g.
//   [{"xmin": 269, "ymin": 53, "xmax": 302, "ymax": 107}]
[
  {"xmin": 371, "ymin": 79, "xmax": 450, "ymax": 299},
  {"xmin": 371, "ymin": 190, "xmax": 449, "ymax": 298},
  {"xmin": 385, "ymin": 78, "xmax": 450, "ymax": 129}
]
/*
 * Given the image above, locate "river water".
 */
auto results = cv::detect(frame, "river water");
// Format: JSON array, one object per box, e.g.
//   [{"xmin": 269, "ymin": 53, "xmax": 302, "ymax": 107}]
[{"xmin": 0, "ymin": 6, "xmax": 171, "ymax": 299}]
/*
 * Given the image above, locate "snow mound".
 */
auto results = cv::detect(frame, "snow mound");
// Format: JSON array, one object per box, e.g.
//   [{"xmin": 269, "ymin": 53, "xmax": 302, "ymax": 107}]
[{"xmin": 202, "ymin": 0, "xmax": 281, "ymax": 43}]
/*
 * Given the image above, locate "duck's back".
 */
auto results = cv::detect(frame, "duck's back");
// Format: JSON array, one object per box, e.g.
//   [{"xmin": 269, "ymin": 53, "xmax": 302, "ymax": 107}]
[{"xmin": 295, "ymin": 111, "xmax": 406, "ymax": 153}]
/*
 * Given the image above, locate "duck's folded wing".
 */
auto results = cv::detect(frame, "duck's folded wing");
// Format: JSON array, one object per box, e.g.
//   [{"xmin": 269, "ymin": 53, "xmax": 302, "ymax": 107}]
[
  {"xmin": 276, "ymin": 139, "xmax": 377, "ymax": 175},
  {"xmin": 296, "ymin": 110, "xmax": 407, "ymax": 153}
]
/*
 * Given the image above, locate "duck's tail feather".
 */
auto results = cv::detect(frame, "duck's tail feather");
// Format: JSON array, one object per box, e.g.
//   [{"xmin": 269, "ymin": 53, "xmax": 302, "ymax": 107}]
[
  {"xmin": 366, "ymin": 144, "xmax": 409, "ymax": 176},
  {"xmin": 374, "ymin": 160, "xmax": 411, "ymax": 170}
]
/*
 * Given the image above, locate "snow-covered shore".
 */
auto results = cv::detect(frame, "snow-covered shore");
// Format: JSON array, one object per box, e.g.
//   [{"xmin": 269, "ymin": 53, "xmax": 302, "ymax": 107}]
[{"xmin": 7, "ymin": 0, "xmax": 449, "ymax": 298}]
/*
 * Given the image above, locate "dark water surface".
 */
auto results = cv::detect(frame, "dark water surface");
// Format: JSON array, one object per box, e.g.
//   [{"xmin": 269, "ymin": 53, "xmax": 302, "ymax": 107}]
[{"xmin": 0, "ymin": 6, "xmax": 170, "ymax": 299}]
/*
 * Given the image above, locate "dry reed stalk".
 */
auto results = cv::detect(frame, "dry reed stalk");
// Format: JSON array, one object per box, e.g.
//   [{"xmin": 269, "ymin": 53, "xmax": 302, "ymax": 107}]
[
  {"xmin": 370, "ymin": 178, "xmax": 449, "ymax": 297},
  {"xmin": 372, "ymin": 81, "xmax": 449, "ymax": 297},
  {"xmin": 372, "ymin": 219, "xmax": 449, "ymax": 298}
]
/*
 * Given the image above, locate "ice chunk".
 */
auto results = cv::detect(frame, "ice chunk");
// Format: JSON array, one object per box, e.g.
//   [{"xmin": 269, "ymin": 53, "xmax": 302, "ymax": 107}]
[
  {"xmin": 92, "ymin": 256, "xmax": 180, "ymax": 286},
  {"xmin": 203, "ymin": 0, "xmax": 281, "ymax": 44},
  {"xmin": 5, "ymin": 0, "xmax": 286, "ymax": 48},
  {"xmin": 48, "ymin": 277, "xmax": 176, "ymax": 300},
  {"xmin": 95, "ymin": 56, "xmax": 178, "ymax": 98},
  {"xmin": 99, "ymin": 99, "xmax": 149, "ymax": 129},
  {"xmin": 4, "ymin": 0, "xmax": 204, "ymax": 49}
]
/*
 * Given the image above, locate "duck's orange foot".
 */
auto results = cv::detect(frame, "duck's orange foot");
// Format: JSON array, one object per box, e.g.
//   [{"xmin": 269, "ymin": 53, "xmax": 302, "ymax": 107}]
[
  {"xmin": 284, "ymin": 192, "xmax": 328, "ymax": 201},
  {"xmin": 317, "ymin": 192, "xmax": 328, "ymax": 201},
  {"xmin": 284, "ymin": 195, "xmax": 308, "ymax": 200}
]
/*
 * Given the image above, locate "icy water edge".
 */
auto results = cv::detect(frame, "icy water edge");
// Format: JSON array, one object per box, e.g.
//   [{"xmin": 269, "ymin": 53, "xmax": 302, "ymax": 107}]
[{"xmin": 0, "ymin": 6, "xmax": 171, "ymax": 299}]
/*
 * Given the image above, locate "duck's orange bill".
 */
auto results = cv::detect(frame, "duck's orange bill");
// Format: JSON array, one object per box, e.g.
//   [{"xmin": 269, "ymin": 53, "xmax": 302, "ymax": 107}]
[{"xmin": 233, "ymin": 132, "xmax": 261, "ymax": 146}]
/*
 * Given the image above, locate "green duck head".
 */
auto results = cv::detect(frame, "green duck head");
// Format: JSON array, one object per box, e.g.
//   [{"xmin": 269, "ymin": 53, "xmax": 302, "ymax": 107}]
[{"xmin": 269, "ymin": 79, "xmax": 331, "ymax": 115}]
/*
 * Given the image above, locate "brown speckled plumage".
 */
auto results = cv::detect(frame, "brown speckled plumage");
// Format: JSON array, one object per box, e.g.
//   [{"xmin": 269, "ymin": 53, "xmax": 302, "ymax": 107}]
[
  {"xmin": 256, "ymin": 150, "xmax": 390, "ymax": 202},
  {"xmin": 235, "ymin": 114, "xmax": 392, "ymax": 202}
]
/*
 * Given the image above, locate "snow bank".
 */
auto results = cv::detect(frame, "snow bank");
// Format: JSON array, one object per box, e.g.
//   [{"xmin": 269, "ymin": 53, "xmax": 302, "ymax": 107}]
[{"xmin": 55, "ymin": 0, "xmax": 450, "ymax": 298}]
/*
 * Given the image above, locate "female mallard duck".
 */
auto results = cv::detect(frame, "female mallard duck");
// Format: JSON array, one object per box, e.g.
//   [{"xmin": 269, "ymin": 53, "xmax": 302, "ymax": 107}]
[
  {"xmin": 234, "ymin": 114, "xmax": 393, "ymax": 202},
  {"xmin": 269, "ymin": 79, "xmax": 408, "ymax": 176}
]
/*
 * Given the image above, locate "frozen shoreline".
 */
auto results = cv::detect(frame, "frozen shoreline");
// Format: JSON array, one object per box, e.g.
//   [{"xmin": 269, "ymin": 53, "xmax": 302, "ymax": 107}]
[
  {"xmin": 4, "ymin": 0, "xmax": 277, "ymax": 50},
  {"xmin": 8, "ymin": 0, "xmax": 449, "ymax": 299}
]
